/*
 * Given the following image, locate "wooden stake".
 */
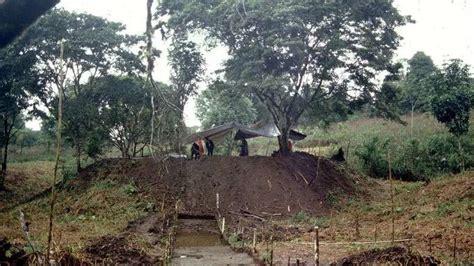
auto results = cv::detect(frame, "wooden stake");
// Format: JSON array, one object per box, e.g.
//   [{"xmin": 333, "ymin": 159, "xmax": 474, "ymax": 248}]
[
  {"xmin": 46, "ymin": 41, "xmax": 65, "ymax": 265},
  {"xmin": 222, "ymin": 217, "xmax": 226, "ymax": 235},
  {"xmin": 270, "ymin": 235, "xmax": 274, "ymax": 265},
  {"xmin": 216, "ymin": 193, "xmax": 220, "ymax": 211},
  {"xmin": 428, "ymin": 237, "xmax": 432, "ymax": 253},
  {"xmin": 374, "ymin": 226, "xmax": 378, "ymax": 242},
  {"xmin": 388, "ymin": 151, "xmax": 395, "ymax": 244},
  {"xmin": 252, "ymin": 228, "xmax": 257, "ymax": 252},
  {"xmin": 453, "ymin": 230, "xmax": 457, "ymax": 262},
  {"xmin": 315, "ymin": 226, "xmax": 320, "ymax": 266}
]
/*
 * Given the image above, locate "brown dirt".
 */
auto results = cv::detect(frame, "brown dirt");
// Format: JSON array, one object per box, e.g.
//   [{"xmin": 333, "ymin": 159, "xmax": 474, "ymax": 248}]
[
  {"xmin": 83, "ymin": 236, "xmax": 154, "ymax": 264},
  {"xmin": 180, "ymin": 152, "xmax": 355, "ymax": 216},
  {"xmin": 330, "ymin": 246, "xmax": 439, "ymax": 265}
]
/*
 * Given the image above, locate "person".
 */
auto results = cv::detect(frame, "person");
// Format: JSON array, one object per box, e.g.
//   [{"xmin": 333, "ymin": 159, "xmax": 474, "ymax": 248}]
[
  {"xmin": 197, "ymin": 138, "xmax": 204, "ymax": 157},
  {"xmin": 205, "ymin": 137, "xmax": 215, "ymax": 156},
  {"xmin": 239, "ymin": 139, "xmax": 248, "ymax": 156},
  {"xmin": 191, "ymin": 142, "xmax": 200, "ymax": 160}
]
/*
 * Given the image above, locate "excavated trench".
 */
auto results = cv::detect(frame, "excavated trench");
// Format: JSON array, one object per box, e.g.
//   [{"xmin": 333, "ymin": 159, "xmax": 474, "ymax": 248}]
[{"xmin": 171, "ymin": 215, "xmax": 256, "ymax": 265}]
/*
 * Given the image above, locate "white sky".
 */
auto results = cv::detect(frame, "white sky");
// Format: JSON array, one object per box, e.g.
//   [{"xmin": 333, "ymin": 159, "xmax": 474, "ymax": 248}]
[{"xmin": 26, "ymin": 0, "xmax": 474, "ymax": 130}]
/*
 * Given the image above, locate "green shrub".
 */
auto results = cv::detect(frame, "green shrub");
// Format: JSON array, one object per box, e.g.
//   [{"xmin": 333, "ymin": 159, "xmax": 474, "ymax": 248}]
[{"xmin": 355, "ymin": 137, "xmax": 389, "ymax": 178}]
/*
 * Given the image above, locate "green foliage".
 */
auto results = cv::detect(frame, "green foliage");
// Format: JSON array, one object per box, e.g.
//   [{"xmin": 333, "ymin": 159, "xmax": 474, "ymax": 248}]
[
  {"xmin": 430, "ymin": 60, "xmax": 473, "ymax": 137},
  {"xmin": 290, "ymin": 211, "xmax": 328, "ymax": 227},
  {"xmin": 355, "ymin": 137, "xmax": 389, "ymax": 178},
  {"xmin": 196, "ymin": 79, "xmax": 257, "ymax": 129},
  {"xmin": 21, "ymin": 8, "xmax": 145, "ymax": 169},
  {"xmin": 372, "ymin": 62, "xmax": 406, "ymax": 124},
  {"xmin": 122, "ymin": 182, "xmax": 138, "ymax": 195},
  {"xmin": 401, "ymin": 51, "xmax": 437, "ymax": 113},
  {"xmin": 0, "ymin": 35, "xmax": 44, "ymax": 189},
  {"xmin": 94, "ymin": 76, "xmax": 152, "ymax": 158},
  {"xmin": 304, "ymin": 111, "xmax": 474, "ymax": 180},
  {"xmin": 169, "ymin": 35, "xmax": 204, "ymax": 110},
  {"xmin": 163, "ymin": 0, "xmax": 409, "ymax": 153},
  {"xmin": 227, "ymin": 233, "xmax": 244, "ymax": 248}
]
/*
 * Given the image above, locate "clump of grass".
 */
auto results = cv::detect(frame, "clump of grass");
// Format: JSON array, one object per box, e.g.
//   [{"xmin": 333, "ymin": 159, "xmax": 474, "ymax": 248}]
[{"xmin": 290, "ymin": 211, "xmax": 328, "ymax": 227}]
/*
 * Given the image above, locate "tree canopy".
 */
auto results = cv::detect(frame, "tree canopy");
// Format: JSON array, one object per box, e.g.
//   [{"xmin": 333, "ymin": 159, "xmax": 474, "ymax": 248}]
[{"xmin": 161, "ymin": 0, "xmax": 409, "ymax": 153}]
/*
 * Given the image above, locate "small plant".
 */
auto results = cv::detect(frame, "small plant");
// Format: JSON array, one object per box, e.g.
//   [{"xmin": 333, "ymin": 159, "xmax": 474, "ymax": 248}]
[
  {"xmin": 227, "ymin": 233, "xmax": 243, "ymax": 248},
  {"xmin": 291, "ymin": 211, "xmax": 311, "ymax": 224},
  {"xmin": 123, "ymin": 182, "xmax": 138, "ymax": 195}
]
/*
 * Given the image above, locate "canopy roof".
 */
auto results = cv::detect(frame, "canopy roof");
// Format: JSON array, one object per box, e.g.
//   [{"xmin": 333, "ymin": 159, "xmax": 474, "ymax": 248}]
[{"xmin": 184, "ymin": 122, "xmax": 306, "ymax": 143}]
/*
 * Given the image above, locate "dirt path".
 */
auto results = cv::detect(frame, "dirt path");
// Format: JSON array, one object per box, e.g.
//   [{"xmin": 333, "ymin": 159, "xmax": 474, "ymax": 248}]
[{"xmin": 171, "ymin": 216, "xmax": 256, "ymax": 265}]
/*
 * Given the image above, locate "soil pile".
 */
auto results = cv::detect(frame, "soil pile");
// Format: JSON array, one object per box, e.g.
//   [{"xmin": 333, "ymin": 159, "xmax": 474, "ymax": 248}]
[
  {"xmin": 331, "ymin": 246, "xmax": 439, "ymax": 265},
  {"xmin": 78, "ymin": 152, "xmax": 356, "ymax": 218},
  {"xmin": 180, "ymin": 152, "xmax": 355, "ymax": 216}
]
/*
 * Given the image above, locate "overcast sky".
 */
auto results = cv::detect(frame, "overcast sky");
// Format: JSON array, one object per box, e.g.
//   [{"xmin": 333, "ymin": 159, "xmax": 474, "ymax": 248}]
[{"xmin": 26, "ymin": 0, "xmax": 474, "ymax": 130}]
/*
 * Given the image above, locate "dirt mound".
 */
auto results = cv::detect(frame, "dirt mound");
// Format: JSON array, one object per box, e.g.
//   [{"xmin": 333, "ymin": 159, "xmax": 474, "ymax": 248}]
[
  {"xmin": 180, "ymin": 152, "xmax": 355, "ymax": 216},
  {"xmin": 84, "ymin": 236, "xmax": 154, "ymax": 264},
  {"xmin": 75, "ymin": 152, "xmax": 355, "ymax": 218},
  {"xmin": 331, "ymin": 246, "xmax": 439, "ymax": 265}
]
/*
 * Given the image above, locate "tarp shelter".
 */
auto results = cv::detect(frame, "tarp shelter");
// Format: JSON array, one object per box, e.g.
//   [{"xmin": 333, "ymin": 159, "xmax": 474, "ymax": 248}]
[{"xmin": 184, "ymin": 122, "xmax": 306, "ymax": 143}]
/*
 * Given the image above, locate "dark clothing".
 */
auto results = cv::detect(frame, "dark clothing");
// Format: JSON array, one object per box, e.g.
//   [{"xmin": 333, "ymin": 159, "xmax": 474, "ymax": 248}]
[
  {"xmin": 205, "ymin": 138, "xmax": 215, "ymax": 156},
  {"xmin": 191, "ymin": 143, "xmax": 200, "ymax": 160},
  {"xmin": 330, "ymin": 147, "xmax": 345, "ymax": 162},
  {"xmin": 239, "ymin": 139, "xmax": 248, "ymax": 156}
]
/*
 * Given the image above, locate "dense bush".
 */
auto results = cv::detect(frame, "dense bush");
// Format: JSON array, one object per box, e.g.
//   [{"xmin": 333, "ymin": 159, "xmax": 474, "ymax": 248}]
[{"xmin": 301, "ymin": 113, "xmax": 474, "ymax": 181}]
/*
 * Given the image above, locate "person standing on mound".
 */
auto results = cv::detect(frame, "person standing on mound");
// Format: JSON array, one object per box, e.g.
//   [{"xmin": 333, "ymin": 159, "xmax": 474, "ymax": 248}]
[
  {"xmin": 239, "ymin": 139, "xmax": 248, "ymax": 156},
  {"xmin": 205, "ymin": 137, "xmax": 215, "ymax": 156}
]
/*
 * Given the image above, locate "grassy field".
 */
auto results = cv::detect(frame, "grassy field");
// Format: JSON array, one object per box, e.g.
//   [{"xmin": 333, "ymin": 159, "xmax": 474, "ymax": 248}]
[
  {"xmin": 267, "ymin": 171, "xmax": 473, "ymax": 264},
  {"xmin": 0, "ymin": 161, "xmax": 151, "ymax": 260}
]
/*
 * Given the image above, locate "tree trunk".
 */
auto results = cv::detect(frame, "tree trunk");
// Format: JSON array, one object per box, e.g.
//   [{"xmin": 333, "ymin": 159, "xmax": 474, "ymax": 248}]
[
  {"xmin": 75, "ymin": 143, "xmax": 82, "ymax": 172},
  {"xmin": 410, "ymin": 104, "xmax": 415, "ymax": 138},
  {"xmin": 0, "ymin": 138, "xmax": 8, "ymax": 190},
  {"xmin": 458, "ymin": 137, "xmax": 465, "ymax": 172},
  {"xmin": 278, "ymin": 126, "xmax": 290, "ymax": 155},
  {"xmin": 0, "ymin": 120, "xmax": 10, "ymax": 190},
  {"xmin": 274, "ymin": 115, "xmax": 292, "ymax": 156}
]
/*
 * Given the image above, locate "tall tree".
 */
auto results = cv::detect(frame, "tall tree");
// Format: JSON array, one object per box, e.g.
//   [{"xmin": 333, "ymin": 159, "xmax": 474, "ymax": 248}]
[
  {"xmin": 162, "ymin": 0, "xmax": 409, "ymax": 154},
  {"xmin": 196, "ymin": 79, "xmax": 257, "ymax": 129},
  {"xmin": 402, "ymin": 51, "xmax": 437, "ymax": 135},
  {"xmin": 168, "ymin": 36, "xmax": 204, "ymax": 151},
  {"xmin": 95, "ymin": 76, "xmax": 152, "ymax": 158},
  {"xmin": 372, "ymin": 62, "xmax": 406, "ymax": 124},
  {"xmin": 0, "ymin": 39, "xmax": 42, "ymax": 190},
  {"xmin": 431, "ymin": 59, "xmax": 473, "ymax": 171},
  {"xmin": 24, "ymin": 8, "xmax": 144, "ymax": 171}
]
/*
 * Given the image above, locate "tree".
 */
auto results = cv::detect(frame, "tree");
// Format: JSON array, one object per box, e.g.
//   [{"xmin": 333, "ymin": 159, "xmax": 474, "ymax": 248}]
[
  {"xmin": 372, "ymin": 62, "xmax": 406, "ymax": 125},
  {"xmin": 162, "ymin": 0, "xmax": 409, "ymax": 154},
  {"xmin": 0, "ymin": 39, "xmax": 42, "ymax": 190},
  {"xmin": 23, "ymin": 8, "xmax": 144, "ymax": 171},
  {"xmin": 196, "ymin": 79, "xmax": 257, "ymax": 129},
  {"xmin": 168, "ymin": 35, "xmax": 204, "ymax": 151},
  {"xmin": 431, "ymin": 59, "xmax": 474, "ymax": 171},
  {"xmin": 95, "ymin": 76, "xmax": 152, "ymax": 158},
  {"xmin": 402, "ymin": 52, "xmax": 437, "ymax": 135}
]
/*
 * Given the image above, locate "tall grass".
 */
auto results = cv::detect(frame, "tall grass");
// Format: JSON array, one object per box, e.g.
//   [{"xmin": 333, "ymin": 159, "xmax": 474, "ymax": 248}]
[{"xmin": 297, "ymin": 112, "xmax": 474, "ymax": 180}]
